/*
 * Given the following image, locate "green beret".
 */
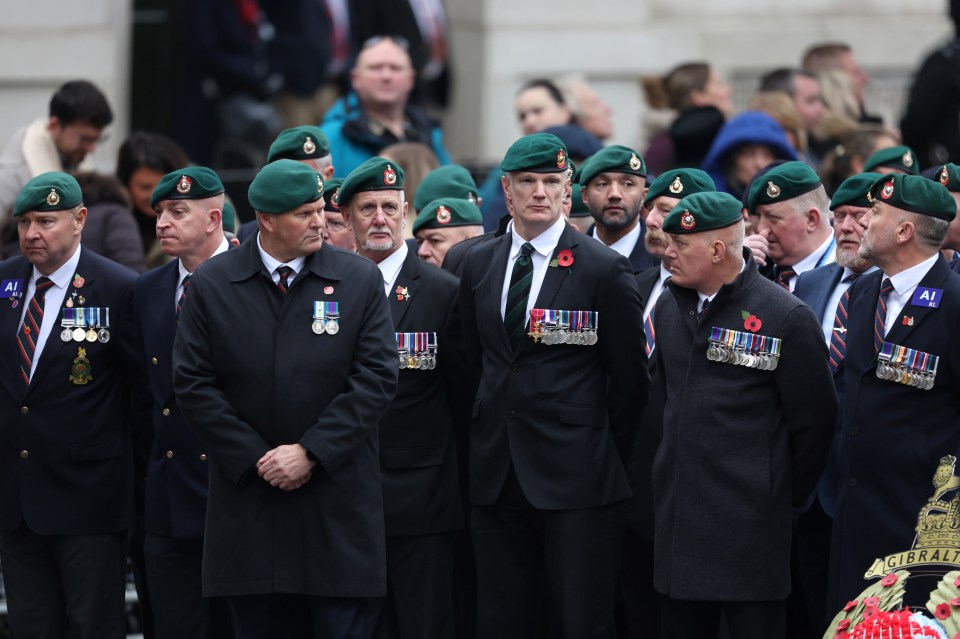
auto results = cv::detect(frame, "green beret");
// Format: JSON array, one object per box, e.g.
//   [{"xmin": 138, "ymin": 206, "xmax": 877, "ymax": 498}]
[
  {"xmin": 935, "ymin": 163, "xmax": 960, "ymax": 193},
  {"xmin": 414, "ymin": 165, "xmax": 479, "ymax": 212},
  {"xmin": 412, "ymin": 197, "xmax": 483, "ymax": 235},
  {"xmin": 338, "ymin": 157, "xmax": 404, "ymax": 207},
  {"xmin": 14, "ymin": 171, "xmax": 83, "ymax": 217},
  {"xmin": 324, "ymin": 178, "xmax": 344, "ymax": 213},
  {"xmin": 570, "ymin": 184, "xmax": 590, "ymax": 218},
  {"xmin": 830, "ymin": 172, "xmax": 883, "ymax": 209},
  {"xmin": 746, "ymin": 161, "xmax": 821, "ymax": 213},
  {"xmin": 500, "ymin": 132, "xmax": 569, "ymax": 174},
  {"xmin": 578, "ymin": 145, "xmax": 646, "ymax": 186},
  {"xmin": 248, "ymin": 159, "xmax": 324, "ymax": 215},
  {"xmin": 266, "ymin": 126, "xmax": 331, "ymax": 163},
  {"xmin": 663, "ymin": 191, "xmax": 744, "ymax": 234},
  {"xmin": 644, "ymin": 169, "xmax": 716, "ymax": 207},
  {"xmin": 863, "ymin": 145, "xmax": 919, "ymax": 176},
  {"xmin": 221, "ymin": 198, "xmax": 237, "ymax": 233},
  {"xmin": 868, "ymin": 173, "xmax": 957, "ymax": 221},
  {"xmin": 150, "ymin": 166, "xmax": 225, "ymax": 209}
]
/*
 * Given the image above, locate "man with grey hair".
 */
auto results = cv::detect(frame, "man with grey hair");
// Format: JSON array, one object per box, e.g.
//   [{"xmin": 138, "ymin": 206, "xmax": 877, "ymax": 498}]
[
  {"xmin": 747, "ymin": 161, "xmax": 836, "ymax": 292},
  {"xmin": 554, "ymin": 74, "xmax": 614, "ymax": 141},
  {"xmin": 828, "ymin": 173, "xmax": 960, "ymax": 612}
]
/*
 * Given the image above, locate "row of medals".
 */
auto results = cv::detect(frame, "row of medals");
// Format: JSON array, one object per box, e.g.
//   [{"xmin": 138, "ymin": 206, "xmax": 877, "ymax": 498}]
[
  {"xmin": 706, "ymin": 343, "xmax": 779, "ymax": 370},
  {"xmin": 62, "ymin": 326, "xmax": 110, "ymax": 344},
  {"xmin": 399, "ymin": 350, "xmax": 436, "ymax": 370},
  {"xmin": 536, "ymin": 325, "xmax": 598, "ymax": 346},
  {"xmin": 876, "ymin": 361, "xmax": 934, "ymax": 390},
  {"xmin": 311, "ymin": 318, "xmax": 340, "ymax": 335}
]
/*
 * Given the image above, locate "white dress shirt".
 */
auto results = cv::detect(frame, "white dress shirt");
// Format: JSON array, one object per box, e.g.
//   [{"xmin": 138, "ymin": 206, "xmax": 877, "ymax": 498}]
[
  {"xmin": 787, "ymin": 234, "xmax": 836, "ymax": 292},
  {"xmin": 257, "ymin": 234, "xmax": 306, "ymax": 285},
  {"xmin": 819, "ymin": 266, "xmax": 878, "ymax": 343},
  {"xmin": 882, "ymin": 253, "xmax": 939, "ymax": 336},
  {"xmin": 592, "ymin": 222, "xmax": 641, "ymax": 261},
  {"xmin": 376, "ymin": 242, "xmax": 408, "ymax": 296},
  {"xmin": 500, "ymin": 215, "xmax": 566, "ymax": 321},
  {"xmin": 175, "ymin": 237, "xmax": 229, "ymax": 310}
]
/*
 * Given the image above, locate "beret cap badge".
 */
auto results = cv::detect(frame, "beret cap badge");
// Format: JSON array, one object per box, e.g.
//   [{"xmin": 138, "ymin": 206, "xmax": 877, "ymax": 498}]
[
  {"xmin": 556, "ymin": 150, "xmax": 566, "ymax": 169},
  {"xmin": 881, "ymin": 181, "xmax": 895, "ymax": 200},
  {"xmin": 766, "ymin": 181, "xmax": 781, "ymax": 199},
  {"xmin": 331, "ymin": 188, "xmax": 339, "ymax": 206},
  {"xmin": 941, "ymin": 167, "xmax": 950, "ymax": 186},
  {"xmin": 629, "ymin": 154, "xmax": 642, "ymax": 171},
  {"xmin": 384, "ymin": 165, "xmax": 397, "ymax": 185},
  {"xmin": 903, "ymin": 151, "xmax": 914, "ymax": 168},
  {"xmin": 679, "ymin": 211, "xmax": 696, "ymax": 230},
  {"xmin": 669, "ymin": 177, "xmax": 684, "ymax": 194},
  {"xmin": 317, "ymin": 176, "xmax": 324, "ymax": 193},
  {"xmin": 46, "ymin": 189, "xmax": 60, "ymax": 206},
  {"xmin": 435, "ymin": 205, "xmax": 452, "ymax": 224},
  {"xmin": 177, "ymin": 175, "xmax": 192, "ymax": 194},
  {"xmin": 303, "ymin": 136, "xmax": 316, "ymax": 155}
]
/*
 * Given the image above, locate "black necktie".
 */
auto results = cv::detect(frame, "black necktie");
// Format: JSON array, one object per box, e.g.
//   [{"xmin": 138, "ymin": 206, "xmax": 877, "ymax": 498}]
[
  {"xmin": 697, "ymin": 298, "xmax": 710, "ymax": 324},
  {"xmin": 504, "ymin": 243, "xmax": 535, "ymax": 351},
  {"xmin": 276, "ymin": 266, "xmax": 294, "ymax": 295}
]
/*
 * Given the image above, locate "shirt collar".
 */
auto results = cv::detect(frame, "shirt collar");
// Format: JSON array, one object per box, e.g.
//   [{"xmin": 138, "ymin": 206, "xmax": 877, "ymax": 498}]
[
  {"xmin": 178, "ymin": 237, "xmax": 230, "ymax": 287},
  {"xmin": 36, "ymin": 244, "xmax": 82, "ymax": 290},
  {"xmin": 792, "ymin": 234, "xmax": 836, "ymax": 273},
  {"xmin": 592, "ymin": 222, "xmax": 641, "ymax": 259},
  {"xmin": 510, "ymin": 215, "xmax": 566, "ymax": 260},
  {"xmin": 696, "ymin": 258, "xmax": 747, "ymax": 307},
  {"xmin": 256, "ymin": 233, "xmax": 306, "ymax": 277},
  {"xmin": 888, "ymin": 253, "xmax": 939, "ymax": 296},
  {"xmin": 377, "ymin": 242, "xmax": 408, "ymax": 286}
]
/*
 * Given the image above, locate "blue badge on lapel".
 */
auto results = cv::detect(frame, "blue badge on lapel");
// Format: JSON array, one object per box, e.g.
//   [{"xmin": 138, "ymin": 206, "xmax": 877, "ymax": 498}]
[
  {"xmin": 911, "ymin": 287, "xmax": 943, "ymax": 308},
  {"xmin": 0, "ymin": 279, "xmax": 23, "ymax": 299}
]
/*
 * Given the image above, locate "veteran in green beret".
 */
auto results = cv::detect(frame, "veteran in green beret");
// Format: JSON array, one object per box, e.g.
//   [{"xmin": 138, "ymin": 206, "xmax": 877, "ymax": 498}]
[
  {"xmin": 412, "ymin": 197, "xmax": 483, "ymax": 267},
  {"xmin": 932, "ymin": 163, "xmax": 960, "ymax": 262},
  {"xmin": 172, "ymin": 157, "xmax": 398, "ymax": 636},
  {"xmin": 338, "ymin": 156, "xmax": 466, "ymax": 638},
  {"xmin": 0, "ymin": 171, "xmax": 140, "ymax": 637},
  {"xmin": 827, "ymin": 174, "xmax": 960, "ymax": 611},
  {"xmin": 862, "ymin": 144, "xmax": 920, "ymax": 176},
  {"xmin": 577, "ymin": 145, "xmax": 658, "ymax": 274},
  {"xmin": 266, "ymin": 125, "xmax": 335, "ymax": 181},
  {"xmin": 566, "ymin": 183, "xmax": 593, "ymax": 233},
  {"xmin": 653, "ymin": 190, "xmax": 837, "ymax": 638},
  {"xmin": 457, "ymin": 131, "xmax": 648, "ymax": 637},
  {"xmin": 747, "ymin": 160, "xmax": 836, "ymax": 291},
  {"xmin": 317, "ymin": 177, "xmax": 356, "ymax": 252},
  {"xmin": 413, "ymin": 164, "xmax": 481, "ymax": 214}
]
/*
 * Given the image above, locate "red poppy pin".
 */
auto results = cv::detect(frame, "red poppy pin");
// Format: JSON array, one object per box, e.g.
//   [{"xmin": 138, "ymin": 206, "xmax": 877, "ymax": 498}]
[
  {"xmin": 324, "ymin": 286, "xmax": 334, "ymax": 295},
  {"xmin": 836, "ymin": 619, "xmax": 850, "ymax": 631},
  {"xmin": 741, "ymin": 310, "xmax": 762, "ymax": 332},
  {"xmin": 549, "ymin": 249, "xmax": 575, "ymax": 269},
  {"xmin": 843, "ymin": 600, "xmax": 858, "ymax": 612},
  {"xmin": 395, "ymin": 285, "xmax": 410, "ymax": 301},
  {"xmin": 950, "ymin": 597, "xmax": 960, "ymax": 607},
  {"xmin": 936, "ymin": 603, "xmax": 952, "ymax": 620},
  {"xmin": 880, "ymin": 573, "xmax": 898, "ymax": 587},
  {"xmin": 862, "ymin": 597, "xmax": 880, "ymax": 608}
]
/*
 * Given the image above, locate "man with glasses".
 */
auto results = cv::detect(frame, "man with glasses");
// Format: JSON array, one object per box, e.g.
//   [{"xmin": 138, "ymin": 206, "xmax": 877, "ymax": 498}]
[
  {"xmin": 0, "ymin": 81, "xmax": 113, "ymax": 251},
  {"xmin": 321, "ymin": 35, "xmax": 451, "ymax": 176},
  {"xmin": 320, "ymin": 178, "xmax": 357, "ymax": 251}
]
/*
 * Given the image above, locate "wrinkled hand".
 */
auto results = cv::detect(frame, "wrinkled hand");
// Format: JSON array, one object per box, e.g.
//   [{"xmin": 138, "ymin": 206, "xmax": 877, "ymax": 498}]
[
  {"xmin": 744, "ymin": 232, "xmax": 770, "ymax": 268},
  {"xmin": 257, "ymin": 444, "xmax": 316, "ymax": 491}
]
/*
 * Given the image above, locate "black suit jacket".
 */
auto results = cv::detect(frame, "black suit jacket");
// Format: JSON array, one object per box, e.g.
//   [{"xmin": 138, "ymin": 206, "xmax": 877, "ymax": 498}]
[
  {"xmin": 458, "ymin": 222, "xmax": 649, "ymax": 509},
  {"xmin": 830, "ymin": 257, "xmax": 960, "ymax": 608},
  {"xmin": 0, "ymin": 248, "xmax": 137, "ymax": 534},
  {"xmin": 172, "ymin": 239, "xmax": 398, "ymax": 597},
  {"xmin": 130, "ymin": 260, "xmax": 209, "ymax": 539},
  {"xmin": 380, "ymin": 250, "xmax": 463, "ymax": 536}
]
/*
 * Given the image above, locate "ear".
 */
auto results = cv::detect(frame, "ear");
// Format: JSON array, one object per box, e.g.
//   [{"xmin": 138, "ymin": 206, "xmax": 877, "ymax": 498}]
[
  {"xmin": 257, "ymin": 212, "xmax": 273, "ymax": 233},
  {"xmin": 501, "ymin": 175, "xmax": 512, "ymax": 207},
  {"xmin": 896, "ymin": 219, "xmax": 915, "ymax": 245},
  {"xmin": 805, "ymin": 207, "xmax": 822, "ymax": 232},
  {"xmin": 208, "ymin": 208, "xmax": 223, "ymax": 233},
  {"xmin": 400, "ymin": 201, "xmax": 408, "ymax": 230},
  {"xmin": 47, "ymin": 116, "xmax": 61, "ymax": 136},
  {"xmin": 74, "ymin": 206, "xmax": 87, "ymax": 233},
  {"xmin": 711, "ymin": 238, "xmax": 726, "ymax": 262},
  {"xmin": 322, "ymin": 165, "xmax": 335, "ymax": 181}
]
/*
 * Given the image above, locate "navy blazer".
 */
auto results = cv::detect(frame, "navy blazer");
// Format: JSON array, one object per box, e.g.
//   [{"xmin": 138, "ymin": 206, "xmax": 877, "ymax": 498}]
[
  {"xmin": 131, "ymin": 259, "xmax": 210, "ymax": 539},
  {"xmin": 830, "ymin": 256, "xmax": 960, "ymax": 608},
  {"xmin": 0, "ymin": 248, "xmax": 137, "ymax": 534}
]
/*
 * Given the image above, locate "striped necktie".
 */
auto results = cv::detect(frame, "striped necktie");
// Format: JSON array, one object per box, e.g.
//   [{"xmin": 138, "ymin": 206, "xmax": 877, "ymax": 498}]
[
  {"xmin": 828, "ymin": 272, "xmax": 861, "ymax": 373},
  {"xmin": 874, "ymin": 278, "xmax": 894, "ymax": 353},
  {"xmin": 776, "ymin": 267, "xmax": 796, "ymax": 291},
  {"xmin": 176, "ymin": 274, "xmax": 191, "ymax": 325},
  {"xmin": 17, "ymin": 276, "xmax": 54, "ymax": 386},
  {"xmin": 504, "ymin": 242, "xmax": 534, "ymax": 351},
  {"xmin": 276, "ymin": 266, "xmax": 294, "ymax": 295},
  {"xmin": 643, "ymin": 304, "xmax": 656, "ymax": 358}
]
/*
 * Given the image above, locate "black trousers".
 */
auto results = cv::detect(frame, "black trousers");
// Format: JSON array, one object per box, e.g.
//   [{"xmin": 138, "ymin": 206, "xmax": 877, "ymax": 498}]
[
  {"xmin": 617, "ymin": 531, "xmax": 659, "ymax": 639},
  {"xmin": 367, "ymin": 532, "xmax": 455, "ymax": 639},
  {"xmin": 787, "ymin": 498, "xmax": 833, "ymax": 639},
  {"xmin": 660, "ymin": 597, "xmax": 786, "ymax": 639},
  {"xmin": 0, "ymin": 524, "xmax": 128, "ymax": 639},
  {"xmin": 228, "ymin": 593, "xmax": 367, "ymax": 639},
  {"xmin": 143, "ymin": 533, "xmax": 233, "ymax": 639},
  {"xmin": 471, "ymin": 467, "xmax": 625, "ymax": 639}
]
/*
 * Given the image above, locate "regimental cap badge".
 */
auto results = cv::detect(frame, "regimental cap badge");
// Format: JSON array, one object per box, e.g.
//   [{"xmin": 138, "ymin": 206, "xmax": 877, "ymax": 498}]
[
  {"xmin": 629, "ymin": 153, "xmax": 642, "ymax": 171},
  {"xmin": 679, "ymin": 210, "xmax": 696, "ymax": 230},
  {"xmin": 384, "ymin": 165, "xmax": 397, "ymax": 185},
  {"xmin": 766, "ymin": 181, "xmax": 781, "ymax": 199},
  {"xmin": 177, "ymin": 175, "xmax": 192, "ymax": 194},
  {"xmin": 941, "ymin": 166, "xmax": 950, "ymax": 186},
  {"xmin": 669, "ymin": 176, "xmax": 684, "ymax": 194},
  {"xmin": 46, "ymin": 188, "xmax": 60, "ymax": 206},
  {"xmin": 303, "ymin": 136, "xmax": 316, "ymax": 155},
  {"xmin": 556, "ymin": 149, "xmax": 566, "ymax": 170},
  {"xmin": 903, "ymin": 150, "xmax": 914, "ymax": 168},
  {"xmin": 317, "ymin": 176, "xmax": 324, "ymax": 193},
  {"xmin": 331, "ymin": 188, "xmax": 340, "ymax": 206},
  {"xmin": 436, "ymin": 205, "xmax": 452, "ymax": 224},
  {"xmin": 467, "ymin": 192, "xmax": 478, "ymax": 204},
  {"xmin": 867, "ymin": 190, "xmax": 874, "ymax": 203},
  {"xmin": 881, "ymin": 181, "xmax": 895, "ymax": 200}
]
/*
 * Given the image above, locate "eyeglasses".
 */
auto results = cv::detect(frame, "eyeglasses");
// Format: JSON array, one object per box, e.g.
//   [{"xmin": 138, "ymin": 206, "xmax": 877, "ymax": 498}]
[
  {"xmin": 360, "ymin": 35, "xmax": 410, "ymax": 51},
  {"xmin": 325, "ymin": 219, "xmax": 348, "ymax": 232}
]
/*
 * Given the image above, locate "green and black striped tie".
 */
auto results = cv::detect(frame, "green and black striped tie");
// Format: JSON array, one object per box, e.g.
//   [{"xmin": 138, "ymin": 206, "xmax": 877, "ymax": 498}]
[{"xmin": 504, "ymin": 242, "xmax": 535, "ymax": 351}]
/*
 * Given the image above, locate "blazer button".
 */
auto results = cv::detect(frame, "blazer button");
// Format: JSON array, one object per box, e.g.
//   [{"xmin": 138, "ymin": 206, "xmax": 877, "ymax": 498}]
[
  {"xmin": 848, "ymin": 477, "xmax": 857, "ymax": 487},
  {"xmin": 200, "ymin": 454, "xmax": 208, "ymax": 462},
  {"xmin": 508, "ymin": 410, "xmax": 516, "ymax": 419},
  {"xmin": 850, "ymin": 426, "xmax": 859, "ymax": 436},
  {"xmin": 19, "ymin": 450, "xmax": 28, "ymax": 459},
  {"xmin": 166, "ymin": 450, "xmax": 174, "ymax": 459},
  {"xmin": 162, "ymin": 408, "xmax": 170, "ymax": 416},
  {"xmin": 151, "ymin": 357, "xmax": 158, "ymax": 365},
  {"xmin": 511, "ymin": 365, "xmax": 518, "ymax": 372},
  {"xmin": 20, "ymin": 406, "xmax": 28, "ymax": 415}
]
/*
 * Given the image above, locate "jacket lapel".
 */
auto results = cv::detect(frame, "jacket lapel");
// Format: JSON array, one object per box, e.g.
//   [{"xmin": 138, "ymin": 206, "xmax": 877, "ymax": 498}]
[
  {"xmin": 482, "ymin": 234, "xmax": 513, "ymax": 352},
  {"xmin": 882, "ymin": 257, "xmax": 950, "ymax": 348},
  {"xmin": 390, "ymin": 251, "xmax": 420, "ymax": 328},
  {"xmin": 532, "ymin": 224, "xmax": 579, "ymax": 311}
]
